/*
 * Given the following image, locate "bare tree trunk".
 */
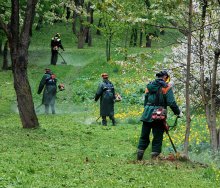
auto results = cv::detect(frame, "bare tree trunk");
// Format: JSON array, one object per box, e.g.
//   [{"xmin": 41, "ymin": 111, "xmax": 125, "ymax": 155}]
[
  {"xmin": 210, "ymin": 28, "xmax": 220, "ymax": 151},
  {"xmin": 183, "ymin": 0, "xmax": 192, "ymax": 156},
  {"xmin": 0, "ymin": 38, "xmax": 2, "ymax": 55},
  {"xmin": 2, "ymin": 40, "xmax": 9, "ymax": 70},
  {"xmin": 199, "ymin": 0, "xmax": 208, "ymax": 109},
  {"xmin": 35, "ymin": 15, "xmax": 43, "ymax": 31},
  {"xmin": 106, "ymin": 39, "xmax": 110, "ymax": 61},
  {"xmin": 217, "ymin": 129, "xmax": 220, "ymax": 150},
  {"xmin": 78, "ymin": 16, "xmax": 85, "ymax": 49},
  {"xmin": 72, "ymin": 11, "xmax": 77, "ymax": 34},
  {"xmin": 11, "ymin": 49, "xmax": 38, "ymax": 128},
  {"xmin": 130, "ymin": 27, "xmax": 138, "ymax": 47},
  {"xmin": 66, "ymin": 6, "xmax": 71, "ymax": 20},
  {"xmin": 124, "ymin": 28, "xmax": 129, "ymax": 61},
  {"xmin": 146, "ymin": 34, "xmax": 151, "ymax": 47},
  {"xmin": 96, "ymin": 18, "xmax": 102, "ymax": 35},
  {"xmin": 0, "ymin": 0, "xmax": 40, "ymax": 128},
  {"xmin": 85, "ymin": 1, "xmax": 93, "ymax": 47},
  {"xmin": 139, "ymin": 29, "xmax": 143, "ymax": 47}
]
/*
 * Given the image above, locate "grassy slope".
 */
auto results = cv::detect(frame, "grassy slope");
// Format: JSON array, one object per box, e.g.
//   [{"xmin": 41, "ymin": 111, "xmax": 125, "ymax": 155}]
[
  {"xmin": 0, "ymin": 116, "xmax": 216, "ymax": 188},
  {"xmin": 0, "ymin": 23, "xmax": 218, "ymax": 187}
]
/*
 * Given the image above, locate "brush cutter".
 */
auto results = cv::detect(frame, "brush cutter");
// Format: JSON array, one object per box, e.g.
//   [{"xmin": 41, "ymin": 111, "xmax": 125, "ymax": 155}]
[
  {"xmin": 164, "ymin": 117, "xmax": 179, "ymax": 153},
  {"xmin": 96, "ymin": 116, "xmax": 101, "ymax": 122},
  {"xmin": 58, "ymin": 52, "xmax": 67, "ymax": 64}
]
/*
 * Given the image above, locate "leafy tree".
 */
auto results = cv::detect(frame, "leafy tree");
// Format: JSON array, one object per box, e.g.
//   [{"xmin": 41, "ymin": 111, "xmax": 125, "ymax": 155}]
[{"xmin": 158, "ymin": 0, "xmax": 220, "ymax": 152}]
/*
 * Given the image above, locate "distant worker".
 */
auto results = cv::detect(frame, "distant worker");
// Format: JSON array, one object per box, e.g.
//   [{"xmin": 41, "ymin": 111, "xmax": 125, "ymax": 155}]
[
  {"xmin": 50, "ymin": 33, "xmax": 64, "ymax": 65},
  {"xmin": 137, "ymin": 71, "xmax": 182, "ymax": 160},
  {"xmin": 37, "ymin": 68, "xmax": 57, "ymax": 114},
  {"xmin": 95, "ymin": 73, "xmax": 116, "ymax": 126}
]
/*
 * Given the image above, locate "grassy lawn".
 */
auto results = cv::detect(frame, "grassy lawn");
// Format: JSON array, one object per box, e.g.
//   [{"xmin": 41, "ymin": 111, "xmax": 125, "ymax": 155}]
[{"xmin": 0, "ymin": 115, "xmax": 217, "ymax": 188}]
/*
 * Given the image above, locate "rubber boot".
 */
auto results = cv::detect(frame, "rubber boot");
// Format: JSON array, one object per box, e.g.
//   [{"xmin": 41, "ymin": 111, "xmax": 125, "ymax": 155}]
[
  {"xmin": 112, "ymin": 118, "xmax": 116, "ymax": 126},
  {"xmin": 137, "ymin": 149, "xmax": 145, "ymax": 161},
  {"xmin": 151, "ymin": 152, "xmax": 160, "ymax": 160},
  {"xmin": 109, "ymin": 115, "xmax": 116, "ymax": 126},
  {"xmin": 102, "ymin": 116, "xmax": 107, "ymax": 126}
]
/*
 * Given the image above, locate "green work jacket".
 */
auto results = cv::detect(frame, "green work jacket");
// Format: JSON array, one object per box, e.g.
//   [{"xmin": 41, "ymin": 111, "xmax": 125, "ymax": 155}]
[
  {"xmin": 140, "ymin": 78, "xmax": 180, "ymax": 122},
  {"xmin": 95, "ymin": 79, "xmax": 115, "ymax": 116},
  {"xmin": 38, "ymin": 73, "xmax": 57, "ymax": 105}
]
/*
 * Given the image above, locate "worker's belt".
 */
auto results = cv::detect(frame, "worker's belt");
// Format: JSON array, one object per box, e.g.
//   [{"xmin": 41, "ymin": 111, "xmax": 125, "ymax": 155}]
[{"xmin": 146, "ymin": 103, "xmax": 165, "ymax": 106}]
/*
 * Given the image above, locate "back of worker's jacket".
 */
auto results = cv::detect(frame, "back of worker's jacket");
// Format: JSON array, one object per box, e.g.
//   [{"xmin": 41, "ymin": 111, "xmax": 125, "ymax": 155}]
[{"xmin": 140, "ymin": 78, "xmax": 180, "ymax": 122}]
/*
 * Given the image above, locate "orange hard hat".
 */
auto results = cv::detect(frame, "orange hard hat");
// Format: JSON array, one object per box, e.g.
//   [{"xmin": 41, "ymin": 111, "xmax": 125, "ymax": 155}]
[{"xmin": 101, "ymin": 73, "xmax": 108, "ymax": 78}]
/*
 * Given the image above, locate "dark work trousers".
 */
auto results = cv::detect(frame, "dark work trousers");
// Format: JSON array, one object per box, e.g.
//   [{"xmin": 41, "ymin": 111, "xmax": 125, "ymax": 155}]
[
  {"xmin": 102, "ymin": 115, "xmax": 115, "ymax": 126},
  {"xmin": 51, "ymin": 50, "xmax": 58, "ymax": 65},
  {"xmin": 45, "ymin": 104, "xmax": 55, "ymax": 114},
  {"xmin": 138, "ymin": 121, "xmax": 165, "ymax": 154}
]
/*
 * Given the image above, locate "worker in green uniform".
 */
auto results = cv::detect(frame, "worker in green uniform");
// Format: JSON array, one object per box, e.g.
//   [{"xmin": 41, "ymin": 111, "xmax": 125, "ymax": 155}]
[
  {"xmin": 95, "ymin": 73, "xmax": 116, "ymax": 126},
  {"xmin": 37, "ymin": 68, "xmax": 57, "ymax": 114},
  {"xmin": 137, "ymin": 71, "xmax": 181, "ymax": 160},
  {"xmin": 51, "ymin": 33, "xmax": 64, "ymax": 65}
]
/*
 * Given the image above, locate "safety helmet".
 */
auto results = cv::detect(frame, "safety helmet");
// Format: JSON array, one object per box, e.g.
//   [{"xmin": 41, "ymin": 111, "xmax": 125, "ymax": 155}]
[
  {"xmin": 156, "ymin": 70, "xmax": 171, "ymax": 83},
  {"xmin": 156, "ymin": 70, "xmax": 169, "ymax": 78},
  {"xmin": 55, "ymin": 33, "xmax": 61, "ymax": 38},
  {"xmin": 45, "ymin": 68, "xmax": 51, "ymax": 73},
  {"xmin": 101, "ymin": 73, "xmax": 108, "ymax": 79},
  {"xmin": 58, "ymin": 83, "xmax": 65, "ymax": 91}
]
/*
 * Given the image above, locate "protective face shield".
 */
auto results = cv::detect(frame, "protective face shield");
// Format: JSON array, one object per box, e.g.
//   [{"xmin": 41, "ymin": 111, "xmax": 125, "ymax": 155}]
[
  {"xmin": 166, "ymin": 75, "xmax": 170, "ymax": 83},
  {"xmin": 55, "ymin": 33, "xmax": 61, "ymax": 38}
]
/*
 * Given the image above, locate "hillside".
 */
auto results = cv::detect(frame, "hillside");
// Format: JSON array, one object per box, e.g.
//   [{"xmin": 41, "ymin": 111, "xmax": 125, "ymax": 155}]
[{"xmin": 0, "ymin": 23, "xmax": 219, "ymax": 187}]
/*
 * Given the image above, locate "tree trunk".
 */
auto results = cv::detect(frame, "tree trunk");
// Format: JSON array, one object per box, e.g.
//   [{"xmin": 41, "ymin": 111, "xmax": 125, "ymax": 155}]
[
  {"xmin": 217, "ymin": 128, "xmax": 220, "ymax": 150},
  {"xmin": 183, "ymin": 0, "xmax": 192, "ymax": 156},
  {"xmin": 72, "ymin": 11, "xmax": 77, "ymax": 34},
  {"xmin": 4, "ymin": 0, "xmax": 39, "ymax": 128},
  {"xmin": 11, "ymin": 49, "xmax": 38, "ymax": 128},
  {"xmin": 0, "ymin": 38, "xmax": 2, "ymax": 55},
  {"xmin": 78, "ymin": 16, "xmax": 85, "ymax": 49},
  {"xmin": 210, "ymin": 31, "xmax": 220, "ymax": 151},
  {"xmin": 146, "ymin": 34, "xmax": 151, "ymax": 47},
  {"xmin": 139, "ymin": 29, "xmax": 143, "ymax": 47},
  {"xmin": 35, "ymin": 15, "xmax": 43, "ymax": 31},
  {"xmin": 133, "ymin": 28, "xmax": 137, "ymax": 47},
  {"xmin": 199, "ymin": 0, "xmax": 208, "ymax": 110},
  {"xmin": 66, "ymin": 6, "xmax": 71, "ymax": 20},
  {"xmin": 2, "ymin": 40, "xmax": 9, "ymax": 70},
  {"xmin": 96, "ymin": 18, "xmax": 102, "ymax": 35},
  {"xmin": 85, "ymin": 1, "xmax": 93, "ymax": 47},
  {"xmin": 106, "ymin": 36, "xmax": 112, "ymax": 62},
  {"xmin": 130, "ymin": 28, "xmax": 137, "ymax": 47}
]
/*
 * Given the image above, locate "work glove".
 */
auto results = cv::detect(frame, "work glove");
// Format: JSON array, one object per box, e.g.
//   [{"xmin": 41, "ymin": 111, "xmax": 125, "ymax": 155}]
[
  {"xmin": 177, "ymin": 111, "xmax": 183, "ymax": 118},
  {"xmin": 164, "ymin": 124, "xmax": 170, "ymax": 131}
]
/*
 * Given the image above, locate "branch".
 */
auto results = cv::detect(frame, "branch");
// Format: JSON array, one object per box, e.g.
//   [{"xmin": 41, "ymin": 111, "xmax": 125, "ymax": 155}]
[
  {"xmin": 10, "ymin": 0, "xmax": 19, "ymax": 47},
  {"xmin": 20, "ymin": 0, "xmax": 38, "ymax": 48},
  {"xmin": 0, "ymin": 17, "xmax": 9, "ymax": 36}
]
